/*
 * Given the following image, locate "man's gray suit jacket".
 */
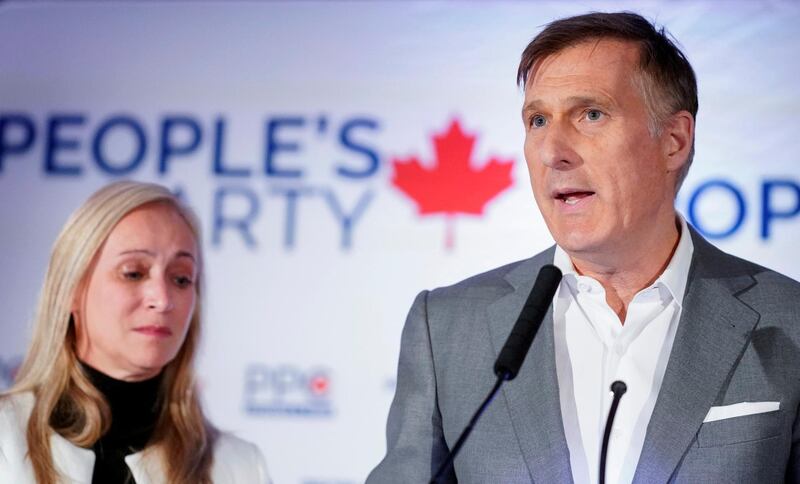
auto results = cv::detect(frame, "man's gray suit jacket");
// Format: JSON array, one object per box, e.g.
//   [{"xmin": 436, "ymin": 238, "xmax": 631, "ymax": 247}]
[{"xmin": 368, "ymin": 229, "xmax": 800, "ymax": 483}]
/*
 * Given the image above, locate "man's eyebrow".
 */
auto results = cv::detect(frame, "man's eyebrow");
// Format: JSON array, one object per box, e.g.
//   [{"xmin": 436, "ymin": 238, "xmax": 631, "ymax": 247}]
[
  {"xmin": 522, "ymin": 95, "xmax": 615, "ymax": 116},
  {"xmin": 522, "ymin": 99, "xmax": 543, "ymax": 114}
]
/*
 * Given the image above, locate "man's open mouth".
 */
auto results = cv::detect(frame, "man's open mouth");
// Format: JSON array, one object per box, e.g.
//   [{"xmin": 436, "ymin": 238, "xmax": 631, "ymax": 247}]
[{"xmin": 554, "ymin": 190, "xmax": 595, "ymax": 205}]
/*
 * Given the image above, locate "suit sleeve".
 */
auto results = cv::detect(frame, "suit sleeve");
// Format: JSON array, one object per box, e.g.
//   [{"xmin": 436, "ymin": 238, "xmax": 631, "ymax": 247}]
[
  {"xmin": 789, "ymin": 401, "xmax": 800, "ymax": 482},
  {"xmin": 366, "ymin": 290, "xmax": 456, "ymax": 483}
]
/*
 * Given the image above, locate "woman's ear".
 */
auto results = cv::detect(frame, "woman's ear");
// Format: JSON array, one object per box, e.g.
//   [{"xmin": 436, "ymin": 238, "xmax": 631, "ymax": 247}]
[
  {"xmin": 71, "ymin": 290, "xmax": 81, "ymax": 317},
  {"xmin": 70, "ymin": 279, "xmax": 87, "ymax": 324}
]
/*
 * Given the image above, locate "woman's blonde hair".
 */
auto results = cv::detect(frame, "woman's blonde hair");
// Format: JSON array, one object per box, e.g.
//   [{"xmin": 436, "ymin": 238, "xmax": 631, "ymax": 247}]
[{"xmin": 6, "ymin": 180, "xmax": 217, "ymax": 484}]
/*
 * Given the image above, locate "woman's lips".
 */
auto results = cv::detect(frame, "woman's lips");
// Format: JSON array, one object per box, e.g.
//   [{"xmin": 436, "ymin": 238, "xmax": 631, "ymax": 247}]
[{"xmin": 133, "ymin": 325, "xmax": 173, "ymax": 337}]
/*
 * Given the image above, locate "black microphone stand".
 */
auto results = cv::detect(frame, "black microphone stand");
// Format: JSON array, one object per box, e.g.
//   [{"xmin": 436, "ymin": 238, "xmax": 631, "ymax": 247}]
[
  {"xmin": 429, "ymin": 372, "xmax": 509, "ymax": 484},
  {"xmin": 599, "ymin": 381, "xmax": 628, "ymax": 484}
]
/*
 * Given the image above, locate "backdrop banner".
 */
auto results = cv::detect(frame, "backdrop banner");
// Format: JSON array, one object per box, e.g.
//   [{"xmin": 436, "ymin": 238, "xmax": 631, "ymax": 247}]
[{"xmin": 1, "ymin": 1, "xmax": 799, "ymax": 482}]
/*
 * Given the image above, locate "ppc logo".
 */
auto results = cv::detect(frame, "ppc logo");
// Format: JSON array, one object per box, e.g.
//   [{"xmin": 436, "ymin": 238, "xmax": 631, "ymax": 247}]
[
  {"xmin": 391, "ymin": 118, "xmax": 515, "ymax": 249},
  {"xmin": 0, "ymin": 355, "xmax": 22, "ymax": 390},
  {"xmin": 243, "ymin": 364, "xmax": 333, "ymax": 417}
]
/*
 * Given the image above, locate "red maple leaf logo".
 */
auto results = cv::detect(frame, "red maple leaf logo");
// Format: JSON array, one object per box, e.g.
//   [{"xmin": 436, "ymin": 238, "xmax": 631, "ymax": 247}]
[{"xmin": 391, "ymin": 118, "xmax": 514, "ymax": 248}]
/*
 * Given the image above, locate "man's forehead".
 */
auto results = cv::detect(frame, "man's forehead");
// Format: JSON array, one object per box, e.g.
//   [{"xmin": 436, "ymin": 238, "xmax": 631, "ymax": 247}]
[{"xmin": 524, "ymin": 38, "xmax": 641, "ymax": 89}]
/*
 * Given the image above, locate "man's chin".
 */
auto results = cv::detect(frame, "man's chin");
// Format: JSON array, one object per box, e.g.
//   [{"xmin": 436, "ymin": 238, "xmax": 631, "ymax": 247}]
[
  {"xmin": 552, "ymin": 227, "xmax": 598, "ymax": 251},
  {"xmin": 552, "ymin": 231, "xmax": 614, "ymax": 260}
]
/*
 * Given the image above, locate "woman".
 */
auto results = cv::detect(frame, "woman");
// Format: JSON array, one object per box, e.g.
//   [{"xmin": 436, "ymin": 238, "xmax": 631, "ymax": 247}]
[{"xmin": 0, "ymin": 181, "xmax": 270, "ymax": 484}]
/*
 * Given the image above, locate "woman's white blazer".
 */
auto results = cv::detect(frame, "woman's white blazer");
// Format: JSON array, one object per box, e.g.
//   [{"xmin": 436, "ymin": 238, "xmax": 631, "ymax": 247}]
[{"xmin": 0, "ymin": 392, "xmax": 271, "ymax": 484}]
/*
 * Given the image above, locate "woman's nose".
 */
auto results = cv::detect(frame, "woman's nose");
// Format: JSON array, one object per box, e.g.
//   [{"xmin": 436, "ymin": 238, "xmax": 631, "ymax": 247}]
[{"xmin": 145, "ymin": 278, "xmax": 174, "ymax": 312}]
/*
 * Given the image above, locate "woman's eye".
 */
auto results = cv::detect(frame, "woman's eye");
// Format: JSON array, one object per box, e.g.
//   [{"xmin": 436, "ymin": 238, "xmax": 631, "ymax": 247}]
[
  {"xmin": 530, "ymin": 114, "xmax": 547, "ymax": 128},
  {"xmin": 122, "ymin": 270, "xmax": 144, "ymax": 281},
  {"xmin": 586, "ymin": 109, "xmax": 603, "ymax": 121},
  {"xmin": 173, "ymin": 275, "xmax": 194, "ymax": 288}
]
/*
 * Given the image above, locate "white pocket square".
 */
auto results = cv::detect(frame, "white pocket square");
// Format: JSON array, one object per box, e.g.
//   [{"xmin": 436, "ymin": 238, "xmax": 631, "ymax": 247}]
[{"xmin": 703, "ymin": 401, "xmax": 780, "ymax": 423}]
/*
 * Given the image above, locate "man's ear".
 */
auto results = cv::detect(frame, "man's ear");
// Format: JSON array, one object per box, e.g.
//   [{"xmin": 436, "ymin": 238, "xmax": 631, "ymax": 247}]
[{"xmin": 663, "ymin": 110, "xmax": 694, "ymax": 172}]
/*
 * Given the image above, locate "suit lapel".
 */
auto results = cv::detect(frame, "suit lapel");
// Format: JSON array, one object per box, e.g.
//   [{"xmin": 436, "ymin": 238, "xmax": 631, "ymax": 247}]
[
  {"xmin": 633, "ymin": 232, "xmax": 759, "ymax": 483},
  {"xmin": 487, "ymin": 249, "xmax": 573, "ymax": 484}
]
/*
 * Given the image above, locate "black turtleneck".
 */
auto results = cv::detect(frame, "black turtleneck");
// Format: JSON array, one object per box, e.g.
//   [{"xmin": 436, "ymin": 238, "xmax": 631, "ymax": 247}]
[{"xmin": 81, "ymin": 363, "xmax": 162, "ymax": 484}]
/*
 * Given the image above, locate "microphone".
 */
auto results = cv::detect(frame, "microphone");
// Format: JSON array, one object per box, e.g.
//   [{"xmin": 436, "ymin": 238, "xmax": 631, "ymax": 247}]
[
  {"xmin": 430, "ymin": 264, "xmax": 563, "ymax": 483},
  {"xmin": 494, "ymin": 264, "xmax": 563, "ymax": 380},
  {"xmin": 599, "ymin": 381, "xmax": 628, "ymax": 484}
]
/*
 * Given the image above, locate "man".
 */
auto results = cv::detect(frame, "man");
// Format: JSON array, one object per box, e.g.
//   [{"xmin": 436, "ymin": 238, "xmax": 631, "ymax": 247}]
[{"xmin": 368, "ymin": 12, "xmax": 800, "ymax": 484}]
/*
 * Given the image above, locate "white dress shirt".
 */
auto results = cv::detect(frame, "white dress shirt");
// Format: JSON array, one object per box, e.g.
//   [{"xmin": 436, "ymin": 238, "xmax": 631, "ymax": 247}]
[{"xmin": 552, "ymin": 217, "xmax": 694, "ymax": 484}]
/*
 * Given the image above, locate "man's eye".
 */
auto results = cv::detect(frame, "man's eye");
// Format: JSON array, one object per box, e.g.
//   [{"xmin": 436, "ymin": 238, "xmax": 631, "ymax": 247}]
[
  {"xmin": 530, "ymin": 114, "xmax": 547, "ymax": 128},
  {"xmin": 586, "ymin": 109, "xmax": 603, "ymax": 121},
  {"xmin": 173, "ymin": 275, "xmax": 194, "ymax": 288}
]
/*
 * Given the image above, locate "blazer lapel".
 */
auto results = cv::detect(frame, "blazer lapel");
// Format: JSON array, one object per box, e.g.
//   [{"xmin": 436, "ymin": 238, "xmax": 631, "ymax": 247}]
[
  {"xmin": 125, "ymin": 448, "xmax": 164, "ymax": 484},
  {"xmin": 48, "ymin": 428, "xmax": 161, "ymax": 484},
  {"xmin": 633, "ymin": 232, "xmax": 759, "ymax": 483},
  {"xmin": 487, "ymin": 249, "xmax": 573, "ymax": 484},
  {"xmin": 49, "ymin": 433, "xmax": 95, "ymax": 484}
]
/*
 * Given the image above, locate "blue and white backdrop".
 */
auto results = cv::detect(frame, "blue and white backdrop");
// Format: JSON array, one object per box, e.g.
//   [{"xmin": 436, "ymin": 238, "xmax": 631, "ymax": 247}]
[{"xmin": 1, "ymin": 1, "xmax": 799, "ymax": 482}]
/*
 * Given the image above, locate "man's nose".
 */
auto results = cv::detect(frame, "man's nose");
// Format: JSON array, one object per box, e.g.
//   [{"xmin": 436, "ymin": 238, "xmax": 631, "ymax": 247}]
[
  {"xmin": 145, "ymin": 278, "xmax": 174, "ymax": 312},
  {"xmin": 536, "ymin": 121, "xmax": 581, "ymax": 170}
]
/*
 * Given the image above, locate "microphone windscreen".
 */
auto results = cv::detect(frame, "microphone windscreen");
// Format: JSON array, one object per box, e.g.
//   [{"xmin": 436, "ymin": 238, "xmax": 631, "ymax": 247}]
[
  {"xmin": 494, "ymin": 264, "xmax": 562, "ymax": 380},
  {"xmin": 611, "ymin": 380, "xmax": 627, "ymax": 396}
]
